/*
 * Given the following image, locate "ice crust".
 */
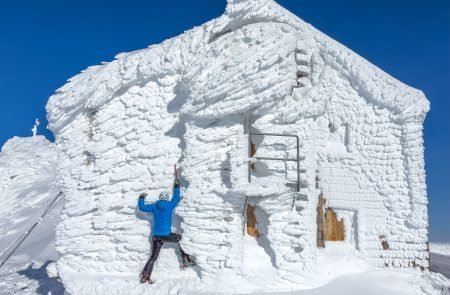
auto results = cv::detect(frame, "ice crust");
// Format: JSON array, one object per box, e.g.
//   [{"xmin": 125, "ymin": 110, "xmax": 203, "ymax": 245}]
[
  {"xmin": 0, "ymin": 136, "xmax": 60, "ymax": 265},
  {"xmin": 45, "ymin": 0, "xmax": 431, "ymax": 293},
  {"xmin": 431, "ymin": 243, "xmax": 450, "ymax": 257}
]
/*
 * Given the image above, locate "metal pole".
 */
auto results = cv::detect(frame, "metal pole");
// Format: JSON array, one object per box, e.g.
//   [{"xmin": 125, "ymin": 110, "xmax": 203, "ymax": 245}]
[
  {"xmin": 247, "ymin": 132, "xmax": 302, "ymax": 212},
  {"xmin": 242, "ymin": 196, "xmax": 248, "ymax": 234},
  {"xmin": 249, "ymin": 133, "xmax": 298, "ymax": 138},
  {"xmin": 296, "ymin": 136, "xmax": 300, "ymax": 192},
  {"xmin": 248, "ymin": 134, "xmax": 252, "ymax": 183},
  {"xmin": 0, "ymin": 192, "xmax": 64, "ymax": 270},
  {"xmin": 247, "ymin": 133, "xmax": 301, "ymax": 191},
  {"xmin": 253, "ymin": 156, "xmax": 299, "ymax": 162}
]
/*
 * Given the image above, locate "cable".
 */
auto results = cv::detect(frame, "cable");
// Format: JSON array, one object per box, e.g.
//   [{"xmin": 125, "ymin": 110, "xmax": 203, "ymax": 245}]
[{"xmin": 0, "ymin": 192, "xmax": 65, "ymax": 270}]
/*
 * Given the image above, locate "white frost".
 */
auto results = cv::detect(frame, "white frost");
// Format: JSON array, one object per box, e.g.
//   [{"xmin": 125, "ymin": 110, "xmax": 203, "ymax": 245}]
[
  {"xmin": 43, "ymin": 0, "xmax": 435, "ymax": 293},
  {"xmin": 0, "ymin": 136, "xmax": 63, "ymax": 294},
  {"xmin": 31, "ymin": 119, "xmax": 40, "ymax": 137}
]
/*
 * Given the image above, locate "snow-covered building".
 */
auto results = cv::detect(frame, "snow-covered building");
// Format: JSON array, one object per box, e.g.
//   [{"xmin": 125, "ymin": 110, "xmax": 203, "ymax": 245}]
[{"xmin": 46, "ymin": 0, "xmax": 430, "ymax": 293}]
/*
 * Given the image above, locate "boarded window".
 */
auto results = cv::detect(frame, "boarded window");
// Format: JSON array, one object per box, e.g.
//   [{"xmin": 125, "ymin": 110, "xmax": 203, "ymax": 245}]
[
  {"xmin": 324, "ymin": 208, "xmax": 344, "ymax": 241},
  {"xmin": 246, "ymin": 205, "xmax": 260, "ymax": 238}
]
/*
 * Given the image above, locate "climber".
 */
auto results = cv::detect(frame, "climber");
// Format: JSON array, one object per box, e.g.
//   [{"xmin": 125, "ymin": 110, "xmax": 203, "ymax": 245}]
[{"xmin": 137, "ymin": 178, "xmax": 195, "ymax": 284}]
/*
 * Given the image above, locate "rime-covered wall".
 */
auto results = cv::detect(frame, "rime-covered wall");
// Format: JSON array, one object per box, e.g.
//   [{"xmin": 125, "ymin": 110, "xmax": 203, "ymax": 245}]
[
  {"xmin": 50, "ymin": 74, "xmax": 188, "ymax": 294},
  {"xmin": 248, "ymin": 40, "xmax": 429, "ymax": 274},
  {"xmin": 46, "ymin": 0, "xmax": 429, "ymax": 293}
]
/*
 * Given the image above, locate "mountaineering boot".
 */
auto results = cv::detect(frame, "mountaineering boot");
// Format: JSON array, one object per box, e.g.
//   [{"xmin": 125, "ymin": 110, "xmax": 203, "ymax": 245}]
[
  {"xmin": 140, "ymin": 274, "xmax": 154, "ymax": 284},
  {"xmin": 182, "ymin": 255, "xmax": 196, "ymax": 268}
]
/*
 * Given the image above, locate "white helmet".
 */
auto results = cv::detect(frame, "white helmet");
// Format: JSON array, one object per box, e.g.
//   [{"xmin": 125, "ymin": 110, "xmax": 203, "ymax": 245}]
[{"xmin": 159, "ymin": 191, "xmax": 170, "ymax": 201}]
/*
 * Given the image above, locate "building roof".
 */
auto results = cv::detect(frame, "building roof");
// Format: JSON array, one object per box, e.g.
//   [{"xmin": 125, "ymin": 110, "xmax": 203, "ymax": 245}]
[{"xmin": 46, "ymin": 0, "xmax": 429, "ymax": 132}]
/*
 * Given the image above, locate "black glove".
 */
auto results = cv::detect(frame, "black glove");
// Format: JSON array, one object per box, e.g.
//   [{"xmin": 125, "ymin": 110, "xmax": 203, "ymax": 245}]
[
  {"xmin": 174, "ymin": 179, "xmax": 180, "ymax": 188},
  {"xmin": 139, "ymin": 192, "xmax": 147, "ymax": 199}
]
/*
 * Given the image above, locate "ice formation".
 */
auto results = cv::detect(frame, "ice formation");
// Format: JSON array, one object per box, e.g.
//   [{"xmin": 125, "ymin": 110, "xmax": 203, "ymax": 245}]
[
  {"xmin": 431, "ymin": 243, "xmax": 450, "ymax": 257},
  {"xmin": 0, "ymin": 136, "xmax": 60, "ymax": 265},
  {"xmin": 45, "ymin": 0, "xmax": 431, "ymax": 293},
  {"xmin": 0, "ymin": 137, "xmax": 66, "ymax": 294},
  {"xmin": 31, "ymin": 119, "xmax": 40, "ymax": 137}
]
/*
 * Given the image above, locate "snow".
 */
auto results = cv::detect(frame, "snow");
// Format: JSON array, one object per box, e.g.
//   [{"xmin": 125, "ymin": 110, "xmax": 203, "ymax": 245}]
[
  {"xmin": 0, "ymin": 136, "xmax": 64, "ymax": 294},
  {"xmin": 430, "ymin": 243, "xmax": 450, "ymax": 280},
  {"xmin": 44, "ymin": 0, "xmax": 433, "ymax": 292},
  {"xmin": 0, "ymin": 144, "xmax": 446, "ymax": 295},
  {"xmin": 0, "ymin": 0, "xmax": 439, "ymax": 294},
  {"xmin": 31, "ymin": 119, "xmax": 40, "ymax": 137},
  {"xmin": 241, "ymin": 234, "xmax": 279, "ymax": 286},
  {"xmin": 266, "ymin": 271, "xmax": 449, "ymax": 295},
  {"xmin": 431, "ymin": 243, "xmax": 450, "ymax": 257},
  {"xmin": 0, "ymin": 136, "xmax": 60, "ymax": 264}
]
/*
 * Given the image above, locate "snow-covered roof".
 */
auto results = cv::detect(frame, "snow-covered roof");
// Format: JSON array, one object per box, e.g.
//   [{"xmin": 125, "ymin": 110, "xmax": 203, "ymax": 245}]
[{"xmin": 46, "ymin": 0, "xmax": 429, "ymax": 132}]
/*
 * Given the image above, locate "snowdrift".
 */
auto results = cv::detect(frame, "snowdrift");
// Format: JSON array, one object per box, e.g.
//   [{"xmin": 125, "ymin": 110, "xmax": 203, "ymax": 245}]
[{"xmin": 0, "ymin": 136, "xmax": 64, "ymax": 294}]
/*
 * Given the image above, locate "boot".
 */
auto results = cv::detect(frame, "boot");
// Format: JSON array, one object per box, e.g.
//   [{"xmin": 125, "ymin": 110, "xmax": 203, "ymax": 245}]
[
  {"xmin": 140, "ymin": 273, "xmax": 154, "ymax": 284},
  {"xmin": 182, "ymin": 255, "xmax": 196, "ymax": 268}
]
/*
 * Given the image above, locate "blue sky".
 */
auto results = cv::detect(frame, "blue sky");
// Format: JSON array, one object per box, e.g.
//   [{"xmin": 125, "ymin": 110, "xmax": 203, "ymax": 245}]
[{"xmin": 0, "ymin": 0, "xmax": 448, "ymax": 241}]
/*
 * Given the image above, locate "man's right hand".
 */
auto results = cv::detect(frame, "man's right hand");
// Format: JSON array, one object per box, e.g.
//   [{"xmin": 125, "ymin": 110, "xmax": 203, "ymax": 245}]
[
  {"xmin": 174, "ymin": 179, "xmax": 180, "ymax": 188},
  {"xmin": 139, "ymin": 193, "xmax": 147, "ymax": 198}
]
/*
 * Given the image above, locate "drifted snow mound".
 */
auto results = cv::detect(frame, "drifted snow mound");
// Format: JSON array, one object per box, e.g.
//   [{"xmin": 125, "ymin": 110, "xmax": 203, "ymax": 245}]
[
  {"xmin": 430, "ymin": 243, "xmax": 450, "ymax": 280},
  {"xmin": 0, "ymin": 136, "xmax": 63, "ymax": 294},
  {"xmin": 431, "ymin": 243, "xmax": 450, "ymax": 257},
  {"xmin": 45, "ymin": 0, "xmax": 434, "ymax": 294}
]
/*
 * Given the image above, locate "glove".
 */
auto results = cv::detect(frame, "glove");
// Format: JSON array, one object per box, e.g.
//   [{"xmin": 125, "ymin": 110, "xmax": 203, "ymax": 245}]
[
  {"xmin": 139, "ymin": 192, "xmax": 147, "ymax": 199},
  {"xmin": 174, "ymin": 179, "xmax": 180, "ymax": 188}
]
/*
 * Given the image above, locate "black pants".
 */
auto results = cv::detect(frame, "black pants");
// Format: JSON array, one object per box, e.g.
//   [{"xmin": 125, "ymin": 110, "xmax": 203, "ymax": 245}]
[{"xmin": 141, "ymin": 233, "xmax": 189, "ymax": 277}]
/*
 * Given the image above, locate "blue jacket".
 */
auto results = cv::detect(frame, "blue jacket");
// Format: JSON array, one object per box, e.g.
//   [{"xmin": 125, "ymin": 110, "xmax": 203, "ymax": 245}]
[{"xmin": 138, "ymin": 187, "xmax": 180, "ymax": 236}]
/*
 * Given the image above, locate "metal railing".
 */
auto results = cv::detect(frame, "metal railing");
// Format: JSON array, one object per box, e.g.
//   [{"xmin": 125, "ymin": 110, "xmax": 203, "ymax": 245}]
[
  {"xmin": 0, "ymin": 192, "xmax": 64, "ymax": 270},
  {"xmin": 248, "ymin": 132, "xmax": 300, "ymax": 192}
]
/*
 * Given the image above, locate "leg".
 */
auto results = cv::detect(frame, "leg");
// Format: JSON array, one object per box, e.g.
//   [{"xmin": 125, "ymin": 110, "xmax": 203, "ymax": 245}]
[
  {"xmin": 162, "ymin": 233, "xmax": 182, "ymax": 243},
  {"xmin": 161, "ymin": 233, "xmax": 194, "ymax": 267},
  {"xmin": 169, "ymin": 234, "xmax": 195, "ymax": 267},
  {"xmin": 162, "ymin": 233, "xmax": 186, "ymax": 256},
  {"xmin": 141, "ymin": 239, "xmax": 163, "ymax": 279},
  {"xmin": 180, "ymin": 243, "xmax": 195, "ymax": 268},
  {"xmin": 178, "ymin": 243, "xmax": 188, "ymax": 257}
]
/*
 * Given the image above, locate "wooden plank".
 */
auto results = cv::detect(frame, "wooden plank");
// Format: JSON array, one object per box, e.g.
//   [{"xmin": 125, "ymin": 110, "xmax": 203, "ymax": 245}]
[
  {"xmin": 246, "ymin": 205, "xmax": 260, "ymax": 238},
  {"xmin": 250, "ymin": 142, "xmax": 257, "ymax": 171},
  {"xmin": 324, "ymin": 208, "xmax": 345, "ymax": 241}
]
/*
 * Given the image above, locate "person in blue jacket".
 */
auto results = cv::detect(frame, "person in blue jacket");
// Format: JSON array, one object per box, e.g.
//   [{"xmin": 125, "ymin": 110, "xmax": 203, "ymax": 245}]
[{"xmin": 138, "ymin": 179, "xmax": 194, "ymax": 284}]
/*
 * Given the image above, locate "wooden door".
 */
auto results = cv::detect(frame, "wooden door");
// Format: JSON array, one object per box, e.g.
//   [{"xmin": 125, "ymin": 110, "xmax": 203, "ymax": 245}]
[{"xmin": 324, "ymin": 208, "xmax": 344, "ymax": 241}]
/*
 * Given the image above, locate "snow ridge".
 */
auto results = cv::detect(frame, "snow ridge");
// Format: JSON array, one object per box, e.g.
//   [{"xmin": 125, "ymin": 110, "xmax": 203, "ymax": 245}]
[
  {"xmin": 0, "ymin": 136, "xmax": 60, "ymax": 263},
  {"xmin": 0, "ymin": 136, "xmax": 63, "ymax": 294}
]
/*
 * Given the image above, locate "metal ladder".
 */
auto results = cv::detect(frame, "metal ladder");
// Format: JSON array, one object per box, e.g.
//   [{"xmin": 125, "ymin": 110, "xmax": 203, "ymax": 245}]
[{"xmin": 248, "ymin": 132, "xmax": 301, "ymax": 192}]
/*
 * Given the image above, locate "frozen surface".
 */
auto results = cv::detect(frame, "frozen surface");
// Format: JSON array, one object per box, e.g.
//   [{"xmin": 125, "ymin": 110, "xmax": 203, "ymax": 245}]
[
  {"xmin": 42, "ymin": 0, "xmax": 434, "ymax": 293},
  {"xmin": 431, "ymin": 243, "xmax": 450, "ymax": 257},
  {"xmin": 0, "ymin": 136, "xmax": 64, "ymax": 294},
  {"xmin": 0, "ymin": 136, "xmax": 60, "ymax": 264},
  {"xmin": 431, "ymin": 243, "xmax": 450, "ymax": 279},
  {"xmin": 255, "ymin": 271, "xmax": 449, "ymax": 295},
  {"xmin": 0, "ymin": 138, "xmax": 447, "ymax": 294}
]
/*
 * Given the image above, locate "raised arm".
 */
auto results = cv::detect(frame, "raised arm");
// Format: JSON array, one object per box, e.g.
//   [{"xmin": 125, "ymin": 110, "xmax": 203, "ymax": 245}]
[
  {"xmin": 169, "ymin": 182, "xmax": 181, "ymax": 209},
  {"xmin": 138, "ymin": 193, "xmax": 155, "ymax": 212}
]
